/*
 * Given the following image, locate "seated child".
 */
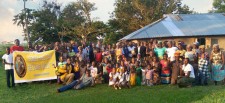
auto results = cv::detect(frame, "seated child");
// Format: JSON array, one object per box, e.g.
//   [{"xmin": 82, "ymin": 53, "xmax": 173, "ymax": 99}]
[
  {"xmin": 109, "ymin": 68, "xmax": 119, "ymax": 89},
  {"xmin": 118, "ymin": 67, "xmax": 131, "ymax": 89}
]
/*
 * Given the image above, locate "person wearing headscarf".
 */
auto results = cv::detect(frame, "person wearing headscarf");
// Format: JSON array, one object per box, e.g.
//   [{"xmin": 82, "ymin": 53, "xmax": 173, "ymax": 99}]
[{"xmin": 210, "ymin": 44, "xmax": 225, "ymax": 85}]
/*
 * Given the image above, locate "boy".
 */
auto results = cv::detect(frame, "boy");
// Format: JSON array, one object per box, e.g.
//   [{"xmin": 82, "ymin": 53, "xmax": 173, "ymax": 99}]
[
  {"xmin": 198, "ymin": 53, "xmax": 209, "ymax": 85},
  {"xmin": 2, "ymin": 47, "xmax": 15, "ymax": 88}
]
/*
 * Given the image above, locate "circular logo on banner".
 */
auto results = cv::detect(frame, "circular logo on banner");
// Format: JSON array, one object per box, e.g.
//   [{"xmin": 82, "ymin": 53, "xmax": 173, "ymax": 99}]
[{"xmin": 14, "ymin": 55, "xmax": 27, "ymax": 78}]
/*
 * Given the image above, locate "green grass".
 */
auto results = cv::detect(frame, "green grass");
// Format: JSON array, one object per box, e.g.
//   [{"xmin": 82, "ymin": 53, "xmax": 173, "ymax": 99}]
[{"xmin": 0, "ymin": 63, "xmax": 225, "ymax": 103}]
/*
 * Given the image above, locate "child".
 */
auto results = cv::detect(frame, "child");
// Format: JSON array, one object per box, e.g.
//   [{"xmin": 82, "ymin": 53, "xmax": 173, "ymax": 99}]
[
  {"xmin": 109, "ymin": 68, "xmax": 119, "ymax": 89},
  {"xmin": 118, "ymin": 67, "xmax": 131, "ymax": 89},
  {"xmin": 53, "ymin": 56, "xmax": 66, "ymax": 84},
  {"xmin": 130, "ymin": 66, "xmax": 136, "ymax": 86},
  {"xmin": 2, "ymin": 47, "xmax": 14, "ymax": 88},
  {"xmin": 145, "ymin": 64, "xmax": 154, "ymax": 86},
  {"xmin": 74, "ymin": 61, "xmax": 80, "ymax": 80},
  {"xmin": 198, "ymin": 53, "xmax": 209, "ymax": 85},
  {"xmin": 115, "ymin": 63, "xmax": 121, "ymax": 74},
  {"xmin": 152, "ymin": 56, "xmax": 160, "ymax": 85},
  {"xmin": 90, "ymin": 61, "xmax": 99, "ymax": 83},
  {"xmin": 135, "ymin": 61, "xmax": 142, "ymax": 86}
]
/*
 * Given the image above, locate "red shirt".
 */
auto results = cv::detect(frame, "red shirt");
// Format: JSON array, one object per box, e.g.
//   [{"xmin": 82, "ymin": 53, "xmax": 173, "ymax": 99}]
[
  {"xmin": 10, "ymin": 45, "xmax": 24, "ymax": 53},
  {"xmin": 95, "ymin": 52, "xmax": 102, "ymax": 62}
]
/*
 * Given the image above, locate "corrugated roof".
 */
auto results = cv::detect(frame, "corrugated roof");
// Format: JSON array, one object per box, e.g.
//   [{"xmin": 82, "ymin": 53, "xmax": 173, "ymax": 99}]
[{"xmin": 120, "ymin": 13, "xmax": 225, "ymax": 40}]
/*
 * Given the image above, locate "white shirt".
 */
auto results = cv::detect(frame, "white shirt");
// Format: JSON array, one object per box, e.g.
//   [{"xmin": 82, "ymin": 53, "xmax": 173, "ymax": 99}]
[
  {"xmin": 2, "ymin": 54, "xmax": 13, "ymax": 70},
  {"xmin": 182, "ymin": 64, "xmax": 195, "ymax": 78},
  {"xmin": 166, "ymin": 47, "xmax": 178, "ymax": 61},
  {"xmin": 185, "ymin": 51, "xmax": 195, "ymax": 61},
  {"xmin": 109, "ymin": 72, "xmax": 119, "ymax": 86}
]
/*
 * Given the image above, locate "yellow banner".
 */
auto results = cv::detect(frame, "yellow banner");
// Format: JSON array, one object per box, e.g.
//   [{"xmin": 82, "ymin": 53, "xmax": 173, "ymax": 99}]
[{"xmin": 13, "ymin": 50, "xmax": 57, "ymax": 83}]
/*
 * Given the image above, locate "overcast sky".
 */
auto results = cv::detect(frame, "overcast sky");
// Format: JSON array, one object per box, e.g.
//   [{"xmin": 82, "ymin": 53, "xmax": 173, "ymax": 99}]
[{"xmin": 0, "ymin": 0, "xmax": 213, "ymax": 43}]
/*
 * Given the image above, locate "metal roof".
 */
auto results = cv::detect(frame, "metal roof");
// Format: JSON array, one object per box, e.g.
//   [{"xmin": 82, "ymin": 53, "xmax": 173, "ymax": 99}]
[{"xmin": 120, "ymin": 13, "xmax": 225, "ymax": 40}]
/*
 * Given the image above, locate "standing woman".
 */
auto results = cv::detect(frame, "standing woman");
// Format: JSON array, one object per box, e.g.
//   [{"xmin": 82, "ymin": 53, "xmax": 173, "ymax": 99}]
[
  {"xmin": 210, "ymin": 44, "xmax": 225, "ymax": 85},
  {"xmin": 160, "ymin": 54, "xmax": 171, "ymax": 84}
]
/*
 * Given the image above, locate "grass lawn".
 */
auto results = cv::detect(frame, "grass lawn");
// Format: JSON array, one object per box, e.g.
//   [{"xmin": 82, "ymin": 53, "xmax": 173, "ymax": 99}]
[{"xmin": 0, "ymin": 63, "xmax": 225, "ymax": 103}]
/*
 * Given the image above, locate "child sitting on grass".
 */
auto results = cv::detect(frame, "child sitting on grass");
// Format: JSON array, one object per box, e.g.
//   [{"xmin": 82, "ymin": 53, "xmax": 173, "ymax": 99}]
[
  {"xmin": 118, "ymin": 66, "xmax": 131, "ymax": 89},
  {"xmin": 109, "ymin": 68, "xmax": 119, "ymax": 90}
]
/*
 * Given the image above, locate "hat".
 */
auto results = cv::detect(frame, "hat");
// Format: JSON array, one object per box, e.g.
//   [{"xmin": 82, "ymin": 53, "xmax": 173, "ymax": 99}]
[
  {"xmin": 199, "ymin": 45, "xmax": 205, "ymax": 49},
  {"xmin": 174, "ymin": 51, "xmax": 180, "ymax": 57}
]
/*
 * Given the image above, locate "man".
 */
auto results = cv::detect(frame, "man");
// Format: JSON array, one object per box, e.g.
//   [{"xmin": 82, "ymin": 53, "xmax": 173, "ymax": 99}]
[
  {"xmin": 10, "ymin": 39, "xmax": 24, "ymax": 53},
  {"xmin": 178, "ymin": 58, "xmax": 195, "ymax": 88},
  {"xmin": 140, "ymin": 42, "xmax": 147, "ymax": 59},
  {"xmin": 128, "ymin": 42, "xmax": 135, "ymax": 58},
  {"xmin": 2, "ymin": 47, "xmax": 15, "ymax": 88},
  {"xmin": 57, "ymin": 70, "xmax": 94, "ymax": 93},
  {"xmin": 166, "ymin": 41, "xmax": 178, "ymax": 62}
]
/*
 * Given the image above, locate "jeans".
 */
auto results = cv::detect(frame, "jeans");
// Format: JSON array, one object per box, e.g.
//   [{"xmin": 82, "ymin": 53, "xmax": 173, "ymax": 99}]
[
  {"xmin": 198, "ymin": 71, "xmax": 208, "ymax": 85},
  {"xmin": 6, "ymin": 69, "xmax": 15, "ymax": 88},
  {"xmin": 58, "ymin": 80, "xmax": 78, "ymax": 92}
]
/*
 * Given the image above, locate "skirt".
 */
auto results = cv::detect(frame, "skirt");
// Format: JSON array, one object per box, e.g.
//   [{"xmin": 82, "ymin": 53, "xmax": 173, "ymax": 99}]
[{"xmin": 211, "ymin": 64, "xmax": 225, "ymax": 81}]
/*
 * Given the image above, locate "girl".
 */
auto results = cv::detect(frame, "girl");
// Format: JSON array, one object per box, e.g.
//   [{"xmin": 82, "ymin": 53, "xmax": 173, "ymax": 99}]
[
  {"xmin": 135, "ymin": 61, "xmax": 142, "ymax": 86},
  {"xmin": 152, "ymin": 56, "xmax": 160, "ymax": 85},
  {"xmin": 118, "ymin": 67, "xmax": 131, "ymax": 89},
  {"xmin": 145, "ymin": 64, "xmax": 154, "ymax": 86},
  {"xmin": 109, "ymin": 68, "xmax": 119, "ymax": 89},
  {"xmin": 130, "ymin": 66, "xmax": 136, "ymax": 86}
]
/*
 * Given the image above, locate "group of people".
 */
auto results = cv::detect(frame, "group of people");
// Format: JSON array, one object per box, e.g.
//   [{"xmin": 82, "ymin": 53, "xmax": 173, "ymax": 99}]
[{"xmin": 2, "ymin": 39, "xmax": 225, "ymax": 93}]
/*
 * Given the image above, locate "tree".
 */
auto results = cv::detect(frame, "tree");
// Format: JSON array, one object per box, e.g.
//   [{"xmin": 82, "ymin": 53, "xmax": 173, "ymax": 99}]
[
  {"xmin": 177, "ymin": 4, "xmax": 194, "ymax": 14},
  {"xmin": 27, "ymin": 0, "xmax": 62, "ymax": 44},
  {"xmin": 212, "ymin": 0, "xmax": 225, "ymax": 13},
  {"xmin": 71, "ymin": 0, "xmax": 98, "ymax": 42},
  {"xmin": 111, "ymin": 0, "xmax": 177, "ymax": 36},
  {"xmin": 13, "ymin": 8, "xmax": 34, "ymax": 42}
]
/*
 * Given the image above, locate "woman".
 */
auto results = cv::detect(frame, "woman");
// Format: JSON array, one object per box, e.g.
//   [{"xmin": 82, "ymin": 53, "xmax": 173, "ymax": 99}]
[
  {"xmin": 160, "ymin": 54, "xmax": 171, "ymax": 84},
  {"xmin": 177, "ymin": 43, "xmax": 186, "ymax": 61},
  {"xmin": 210, "ymin": 44, "xmax": 225, "ymax": 85},
  {"xmin": 154, "ymin": 42, "xmax": 166, "ymax": 60},
  {"xmin": 178, "ymin": 58, "xmax": 195, "ymax": 88}
]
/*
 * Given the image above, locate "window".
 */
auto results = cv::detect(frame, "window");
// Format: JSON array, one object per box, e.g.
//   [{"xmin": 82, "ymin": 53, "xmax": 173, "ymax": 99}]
[{"xmin": 197, "ymin": 38, "xmax": 206, "ymax": 45}]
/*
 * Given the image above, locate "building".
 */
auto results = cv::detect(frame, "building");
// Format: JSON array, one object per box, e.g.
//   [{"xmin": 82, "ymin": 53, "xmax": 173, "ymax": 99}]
[{"xmin": 120, "ymin": 13, "xmax": 225, "ymax": 51}]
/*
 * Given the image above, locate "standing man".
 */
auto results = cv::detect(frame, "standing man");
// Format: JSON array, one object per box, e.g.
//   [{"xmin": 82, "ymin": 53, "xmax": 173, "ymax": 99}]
[
  {"xmin": 10, "ymin": 39, "xmax": 24, "ymax": 53},
  {"xmin": 2, "ymin": 47, "xmax": 15, "ymax": 88}
]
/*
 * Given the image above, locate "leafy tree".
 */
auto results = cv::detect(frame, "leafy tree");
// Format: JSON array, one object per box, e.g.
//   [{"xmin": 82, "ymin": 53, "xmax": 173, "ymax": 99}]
[
  {"xmin": 212, "ymin": 0, "xmax": 225, "ymax": 13},
  {"xmin": 112, "ymin": 0, "xmax": 177, "ymax": 36},
  {"xmin": 13, "ymin": 8, "xmax": 34, "ymax": 42}
]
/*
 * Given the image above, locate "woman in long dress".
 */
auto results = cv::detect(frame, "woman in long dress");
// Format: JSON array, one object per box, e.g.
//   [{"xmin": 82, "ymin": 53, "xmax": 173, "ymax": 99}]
[{"xmin": 210, "ymin": 44, "xmax": 225, "ymax": 85}]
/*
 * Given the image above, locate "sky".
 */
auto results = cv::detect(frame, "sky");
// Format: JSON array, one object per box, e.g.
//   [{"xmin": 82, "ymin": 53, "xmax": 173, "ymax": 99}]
[{"xmin": 0, "ymin": 0, "xmax": 213, "ymax": 43}]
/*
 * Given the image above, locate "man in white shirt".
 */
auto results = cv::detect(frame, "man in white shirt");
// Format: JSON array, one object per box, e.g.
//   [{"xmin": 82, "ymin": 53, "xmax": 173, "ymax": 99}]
[
  {"xmin": 178, "ymin": 58, "xmax": 195, "ymax": 88},
  {"xmin": 166, "ymin": 41, "xmax": 178, "ymax": 62},
  {"xmin": 2, "ymin": 47, "xmax": 15, "ymax": 88}
]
